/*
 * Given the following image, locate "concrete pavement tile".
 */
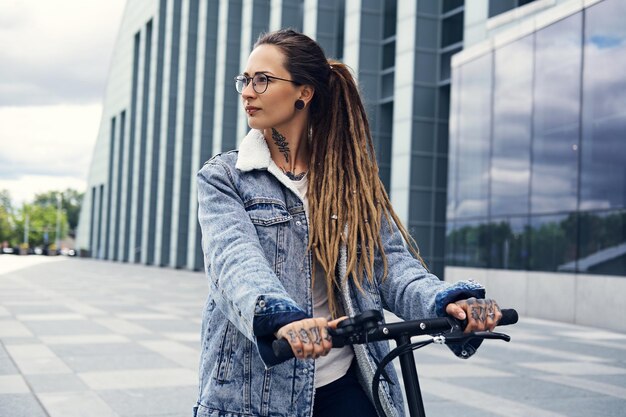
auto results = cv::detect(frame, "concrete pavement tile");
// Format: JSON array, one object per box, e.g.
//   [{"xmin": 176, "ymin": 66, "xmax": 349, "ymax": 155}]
[
  {"xmin": 24, "ymin": 373, "xmax": 88, "ymax": 393},
  {"xmin": 130, "ymin": 319, "xmax": 200, "ymax": 333},
  {"xmin": 180, "ymin": 341, "xmax": 201, "ymax": 351},
  {"xmin": 557, "ymin": 330, "xmax": 626, "ymax": 340},
  {"xmin": 519, "ymin": 361, "xmax": 626, "ymax": 375},
  {"xmin": 537, "ymin": 374, "xmax": 626, "ymax": 400},
  {"xmin": 78, "ymin": 368, "xmax": 197, "ymax": 390},
  {"xmin": 498, "ymin": 340, "xmax": 608, "ymax": 363},
  {"xmin": 573, "ymin": 338, "xmax": 626, "ymax": 352},
  {"xmin": 433, "ymin": 375, "xmax": 597, "ymax": 402},
  {"xmin": 0, "ymin": 292, "xmax": 44, "ymax": 302},
  {"xmin": 63, "ymin": 300, "xmax": 108, "ymax": 316},
  {"xmin": 97, "ymin": 386, "xmax": 196, "ymax": 416},
  {"xmin": 0, "ymin": 356, "xmax": 19, "ymax": 375},
  {"xmin": 531, "ymin": 337, "xmax": 626, "ymax": 360},
  {"xmin": 585, "ymin": 373, "xmax": 626, "ymax": 386},
  {"xmin": 422, "ymin": 379, "xmax": 569, "ymax": 417},
  {"xmin": 48, "ymin": 342, "xmax": 154, "ymax": 358},
  {"xmin": 0, "ymin": 320, "xmax": 34, "ymax": 337},
  {"xmin": 117, "ymin": 313, "xmax": 178, "ymax": 320},
  {"xmin": 62, "ymin": 353, "xmax": 180, "ymax": 372},
  {"xmin": 17, "ymin": 313, "xmax": 86, "ymax": 321},
  {"xmin": 0, "ymin": 374, "xmax": 30, "ymax": 394},
  {"xmin": 38, "ymin": 390, "xmax": 120, "ymax": 417},
  {"xmin": 40, "ymin": 334, "xmax": 131, "ymax": 345},
  {"xmin": 139, "ymin": 340, "xmax": 199, "ymax": 369},
  {"xmin": 1, "ymin": 337, "xmax": 39, "ymax": 344},
  {"xmin": 4, "ymin": 304, "xmax": 74, "ymax": 315},
  {"xmin": 93, "ymin": 317, "xmax": 152, "ymax": 335},
  {"xmin": 6, "ymin": 343, "xmax": 58, "ymax": 359},
  {"xmin": 0, "ymin": 393, "xmax": 48, "ymax": 417},
  {"xmin": 22, "ymin": 319, "xmax": 113, "ymax": 336},
  {"xmin": 162, "ymin": 332, "xmax": 200, "ymax": 342},
  {"xmin": 2, "ymin": 300, "xmax": 51, "ymax": 306},
  {"xmin": 12, "ymin": 356, "xmax": 73, "ymax": 375},
  {"xmin": 529, "ymin": 395, "xmax": 626, "ymax": 417},
  {"xmin": 0, "ymin": 306, "xmax": 10, "ymax": 317},
  {"xmin": 421, "ymin": 400, "xmax": 503, "ymax": 417},
  {"xmin": 125, "ymin": 334, "xmax": 165, "ymax": 342},
  {"xmin": 6, "ymin": 343, "xmax": 72, "ymax": 375},
  {"xmin": 413, "ymin": 363, "xmax": 513, "ymax": 378}
]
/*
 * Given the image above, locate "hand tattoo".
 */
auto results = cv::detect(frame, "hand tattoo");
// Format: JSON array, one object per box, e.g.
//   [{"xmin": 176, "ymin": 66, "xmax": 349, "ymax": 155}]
[
  {"xmin": 298, "ymin": 329, "xmax": 310, "ymax": 344},
  {"xmin": 309, "ymin": 327, "xmax": 322, "ymax": 345},
  {"xmin": 471, "ymin": 306, "xmax": 486, "ymax": 323},
  {"xmin": 272, "ymin": 128, "xmax": 290, "ymax": 163},
  {"xmin": 287, "ymin": 330, "xmax": 298, "ymax": 343},
  {"xmin": 323, "ymin": 328, "xmax": 332, "ymax": 342}
]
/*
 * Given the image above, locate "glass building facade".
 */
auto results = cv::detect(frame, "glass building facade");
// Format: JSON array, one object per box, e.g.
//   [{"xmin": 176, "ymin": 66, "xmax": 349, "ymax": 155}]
[{"xmin": 447, "ymin": 0, "xmax": 626, "ymax": 276}]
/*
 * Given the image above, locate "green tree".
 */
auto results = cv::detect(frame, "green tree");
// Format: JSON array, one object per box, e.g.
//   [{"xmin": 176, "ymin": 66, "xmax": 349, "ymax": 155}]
[
  {"xmin": 0, "ymin": 189, "xmax": 15, "ymax": 245},
  {"xmin": 33, "ymin": 189, "xmax": 83, "ymax": 237},
  {"xmin": 14, "ymin": 203, "xmax": 69, "ymax": 249}
]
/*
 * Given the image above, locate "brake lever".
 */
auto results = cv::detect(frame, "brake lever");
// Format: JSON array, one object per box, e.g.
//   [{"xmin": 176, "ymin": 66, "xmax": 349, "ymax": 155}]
[
  {"xmin": 443, "ymin": 330, "xmax": 511, "ymax": 344},
  {"xmin": 473, "ymin": 331, "xmax": 511, "ymax": 342}
]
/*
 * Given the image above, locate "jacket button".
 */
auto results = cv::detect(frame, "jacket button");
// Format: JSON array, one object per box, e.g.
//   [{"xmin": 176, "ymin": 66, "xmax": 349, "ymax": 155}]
[
  {"xmin": 295, "ymin": 220, "xmax": 302, "ymax": 226},
  {"xmin": 258, "ymin": 300, "xmax": 266, "ymax": 308},
  {"xmin": 302, "ymin": 368, "xmax": 308, "ymax": 374}
]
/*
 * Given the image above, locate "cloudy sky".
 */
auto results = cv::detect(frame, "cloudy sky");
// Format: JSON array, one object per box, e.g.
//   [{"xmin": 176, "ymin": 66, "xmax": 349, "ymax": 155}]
[{"xmin": 0, "ymin": 0, "xmax": 126, "ymax": 206}]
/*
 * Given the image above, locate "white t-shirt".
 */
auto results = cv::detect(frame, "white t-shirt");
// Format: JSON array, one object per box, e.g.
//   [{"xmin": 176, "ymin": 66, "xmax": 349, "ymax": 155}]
[{"xmin": 289, "ymin": 173, "xmax": 354, "ymax": 388}]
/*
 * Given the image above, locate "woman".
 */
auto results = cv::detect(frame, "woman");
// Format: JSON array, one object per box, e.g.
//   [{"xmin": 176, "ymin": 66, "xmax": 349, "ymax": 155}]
[{"xmin": 195, "ymin": 29, "xmax": 501, "ymax": 417}]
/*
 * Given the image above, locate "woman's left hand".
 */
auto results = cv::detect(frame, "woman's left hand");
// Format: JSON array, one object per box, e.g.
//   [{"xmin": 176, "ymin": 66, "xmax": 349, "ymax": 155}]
[{"xmin": 445, "ymin": 297, "xmax": 502, "ymax": 333}]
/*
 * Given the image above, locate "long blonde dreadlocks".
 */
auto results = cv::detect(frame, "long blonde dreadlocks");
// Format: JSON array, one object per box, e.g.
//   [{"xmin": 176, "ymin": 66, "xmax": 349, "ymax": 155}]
[{"xmin": 255, "ymin": 30, "xmax": 425, "ymax": 317}]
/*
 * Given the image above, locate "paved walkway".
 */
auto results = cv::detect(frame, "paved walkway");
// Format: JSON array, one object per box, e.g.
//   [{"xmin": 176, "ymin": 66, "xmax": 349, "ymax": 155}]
[{"xmin": 0, "ymin": 256, "xmax": 625, "ymax": 417}]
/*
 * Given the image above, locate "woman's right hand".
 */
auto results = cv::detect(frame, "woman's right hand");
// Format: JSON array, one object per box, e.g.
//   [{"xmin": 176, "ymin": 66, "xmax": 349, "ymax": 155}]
[{"xmin": 275, "ymin": 316, "xmax": 346, "ymax": 360}]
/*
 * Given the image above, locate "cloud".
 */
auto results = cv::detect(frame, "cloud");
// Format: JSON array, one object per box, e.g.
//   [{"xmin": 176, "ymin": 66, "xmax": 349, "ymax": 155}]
[
  {"xmin": 0, "ymin": 0, "xmax": 126, "ymax": 106},
  {"xmin": 0, "ymin": 103, "xmax": 103, "ymax": 205},
  {"xmin": 0, "ymin": 1, "xmax": 125, "ymax": 205},
  {"xmin": 0, "ymin": 175, "xmax": 87, "ymax": 208}
]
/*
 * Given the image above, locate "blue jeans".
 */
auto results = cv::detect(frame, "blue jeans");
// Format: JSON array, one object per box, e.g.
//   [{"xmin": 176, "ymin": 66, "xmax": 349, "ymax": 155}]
[{"xmin": 313, "ymin": 361, "xmax": 378, "ymax": 417}]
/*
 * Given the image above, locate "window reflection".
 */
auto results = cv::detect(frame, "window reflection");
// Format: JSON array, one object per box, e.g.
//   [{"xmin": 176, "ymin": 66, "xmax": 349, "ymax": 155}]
[
  {"xmin": 531, "ymin": 13, "xmax": 582, "ymax": 214},
  {"xmin": 491, "ymin": 35, "xmax": 533, "ymax": 217},
  {"xmin": 576, "ymin": 210, "xmax": 626, "ymax": 275},
  {"xmin": 447, "ymin": 70, "xmax": 460, "ymax": 222},
  {"xmin": 580, "ymin": 0, "xmax": 626, "ymax": 211},
  {"xmin": 489, "ymin": 217, "xmax": 529, "ymax": 270},
  {"xmin": 530, "ymin": 213, "xmax": 577, "ymax": 272},
  {"xmin": 445, "ymin": 220, "xmax": 490, "ymax": 267},
  {"xmin": 447, "ymin": 1, "xmax": 626, "ymax": 277},
  {"xmin": 456, "ymin": 53, "xmax": 492, "ymax": 219}
]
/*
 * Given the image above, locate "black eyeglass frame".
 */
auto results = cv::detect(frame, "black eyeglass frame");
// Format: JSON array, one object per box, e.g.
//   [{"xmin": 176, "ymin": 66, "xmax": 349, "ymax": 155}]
[{"xmin": 234, "ymin": 73, "xmax": 299, "ymax": 94}]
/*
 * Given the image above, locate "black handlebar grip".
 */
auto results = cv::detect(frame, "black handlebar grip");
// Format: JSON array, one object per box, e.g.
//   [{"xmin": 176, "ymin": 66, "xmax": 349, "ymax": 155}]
[
  {"xmin": 499, "ymin": 309, "xmax": 518, "ymax": 326},
  {"xmin": 272, "ymin": 338, "xmax": 295, "ymax": 362}
]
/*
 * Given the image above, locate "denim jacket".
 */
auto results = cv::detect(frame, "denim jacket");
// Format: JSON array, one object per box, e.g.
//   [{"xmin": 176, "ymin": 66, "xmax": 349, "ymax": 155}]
[{"xmin": 195, "ymin": 129, "xmax": 485, "ymax": 417}]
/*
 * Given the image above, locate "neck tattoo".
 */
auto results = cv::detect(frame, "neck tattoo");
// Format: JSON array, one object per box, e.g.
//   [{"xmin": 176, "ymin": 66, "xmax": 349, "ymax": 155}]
[
  {"xmin": 280, "ymin": 167, "xmax": 307, "ymax": 181},
  {"xmin": 272, "ymin": 128, "xmax": 290, "ymax": 163}
]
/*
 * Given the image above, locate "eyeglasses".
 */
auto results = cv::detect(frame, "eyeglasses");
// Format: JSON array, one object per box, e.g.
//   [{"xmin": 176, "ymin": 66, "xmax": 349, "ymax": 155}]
[{"xmin": 234, "ymin": 73, "xmax": 298, "ymax": 94}]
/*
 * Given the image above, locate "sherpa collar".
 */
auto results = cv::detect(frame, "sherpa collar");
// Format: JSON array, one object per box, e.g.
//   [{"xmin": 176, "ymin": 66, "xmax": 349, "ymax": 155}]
[
  {"xmin": 235, "ymin": 129, "xmax": 305, "ymax": 200},
  {"xmin": 235, "ymin": 129, "xmax": 271, "ymax": 171}
]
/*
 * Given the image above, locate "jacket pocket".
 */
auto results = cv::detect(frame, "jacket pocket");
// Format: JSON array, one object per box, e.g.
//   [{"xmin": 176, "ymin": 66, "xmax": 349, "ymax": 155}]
[
  {"xmin": 245, "ymin": 200, "xmax": 292, "ymax": 276},
  {"xmin": 244, "ymin": 200, "xmax": 292, "ymax": 226},
  {"xmin": 214, "ymin": 322, "xmax": 237, "ymax": 383}
]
